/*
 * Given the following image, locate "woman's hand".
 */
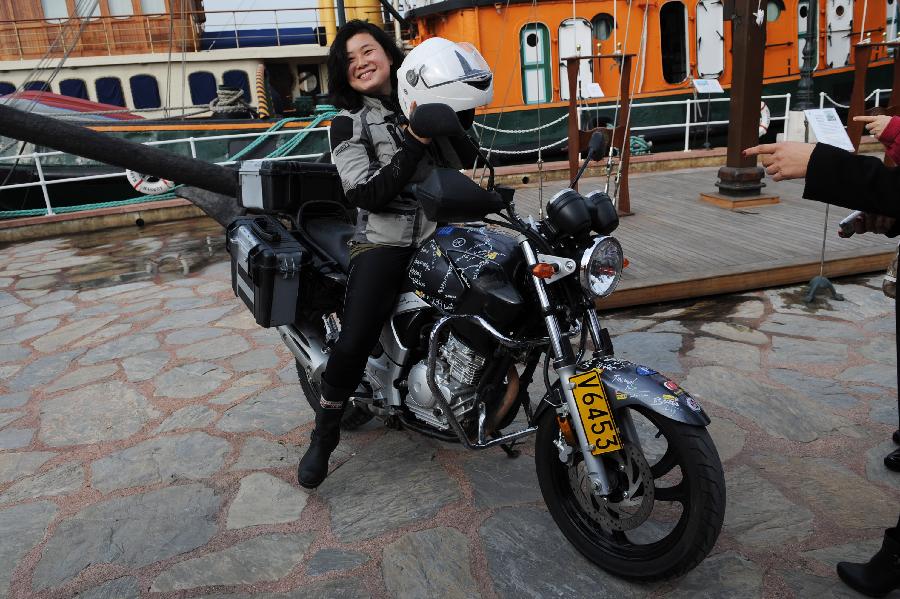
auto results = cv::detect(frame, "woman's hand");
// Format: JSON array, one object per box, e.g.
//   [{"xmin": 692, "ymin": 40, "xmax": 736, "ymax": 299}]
[
  {"xmin": 404, "ymin": 101, "xmax": 431, "ymax": 145},
  {"xmin": 743, "ymin": 142, "xmax": 816, "ymax": 181},
  {"xmin": 853, "ymin": 114, "xmax": 892, "ymax": 139}
]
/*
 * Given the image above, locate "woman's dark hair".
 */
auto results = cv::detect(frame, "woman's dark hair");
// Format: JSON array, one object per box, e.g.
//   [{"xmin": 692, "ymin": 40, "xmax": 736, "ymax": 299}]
[{"xmin": 327, "ymin": 20, "xmax": 404, "ymax": 111}]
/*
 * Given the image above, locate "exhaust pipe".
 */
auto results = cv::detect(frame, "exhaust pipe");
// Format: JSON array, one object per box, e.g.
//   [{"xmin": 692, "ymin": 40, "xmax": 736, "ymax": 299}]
[{"xmin": 277, "ymin": 323, "xmax": 328, "ymax": 386}]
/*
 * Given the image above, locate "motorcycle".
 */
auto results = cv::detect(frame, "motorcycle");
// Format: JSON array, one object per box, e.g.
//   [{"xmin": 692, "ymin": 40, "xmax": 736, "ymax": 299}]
[
  {"xmin": 0, "ymin": 101, "xmax": 725, "ymax": 581},
  {"xmin": 232, "ymin": 103, "xmax": 726, "ymax": 581}
]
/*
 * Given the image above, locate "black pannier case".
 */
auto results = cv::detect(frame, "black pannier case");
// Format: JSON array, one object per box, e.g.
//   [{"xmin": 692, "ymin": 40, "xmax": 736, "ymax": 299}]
[
  {"xmin": 238, "ymin": 160, "xmax": 345, "ymax": 214},
  {"xmin": 226, "ymin": 215, "xmax": 305, "ymax": 328}
]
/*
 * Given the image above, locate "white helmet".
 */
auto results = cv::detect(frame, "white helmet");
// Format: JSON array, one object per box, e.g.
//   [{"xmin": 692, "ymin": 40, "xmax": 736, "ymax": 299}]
[{"xmin": 397, "ymin": 37, "xmax": 494, "ymax": 120}]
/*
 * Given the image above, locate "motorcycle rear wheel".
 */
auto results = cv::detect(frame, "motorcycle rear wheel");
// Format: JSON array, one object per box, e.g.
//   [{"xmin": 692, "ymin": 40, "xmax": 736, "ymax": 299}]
[
  {"xmin": 294, "ymin": 360, "xmax": 374, "ymax": 430},
  {"xmin": 534, "ymin": 406, "xmax": 725, "ymax": 581}
]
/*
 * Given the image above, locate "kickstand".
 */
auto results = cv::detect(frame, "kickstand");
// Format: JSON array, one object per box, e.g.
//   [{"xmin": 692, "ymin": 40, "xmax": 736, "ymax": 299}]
[
  {"xmin": 495, "ymin": 434, "xmax": 521, "ymax": 458},
  {"xmin": 805, "ymin": 204, "xmax": 844, "ymax": 304}
]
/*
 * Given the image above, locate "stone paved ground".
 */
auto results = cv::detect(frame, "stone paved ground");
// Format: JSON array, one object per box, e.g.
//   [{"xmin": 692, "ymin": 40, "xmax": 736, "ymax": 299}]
[{"xmin": 0, "ymin": 219, "xmax": 898, "ymax": 599}]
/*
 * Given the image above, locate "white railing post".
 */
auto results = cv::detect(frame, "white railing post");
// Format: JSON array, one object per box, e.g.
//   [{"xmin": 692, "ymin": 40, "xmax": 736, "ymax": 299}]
[
  {"xmin": 876, "ymin": 88, "xmax": 882, "ymax": 107},
  {"xmin": 32, "ymin": 154, "xmax": 54, "ymax": 216},
  {"xmin": 274, "ymin": 11, "xmax": 281, "ymax": 46},
  {"xmin": 784, "ymin": 92, "xmax": 791, "ymax": 115},
  {"xmin": 683, "ymin": 99, "xmax": 691, "ymax": 152},
  {"xmin": 188, "ymin": 137, "xmax": 198, "ymax": 159},
  {"xmin": 819, "ymin": 91, "xmax": 825, "ymax": 109}
]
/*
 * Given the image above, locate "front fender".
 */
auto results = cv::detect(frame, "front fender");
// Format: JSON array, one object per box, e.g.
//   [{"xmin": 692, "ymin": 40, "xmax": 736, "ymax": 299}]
[{"xmin": 589, "ymin": 356, "xmax": 710, "ymax": 426}]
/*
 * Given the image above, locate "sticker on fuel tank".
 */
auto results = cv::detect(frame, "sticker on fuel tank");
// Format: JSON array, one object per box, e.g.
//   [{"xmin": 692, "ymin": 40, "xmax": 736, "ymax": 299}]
[
  {"xmin": 636, "ymin": 366, "xmax": 657, "ymax": 376},
  {"xmin": 437, "ymin": 226, "xmax": 454, "ymax": 235},
  {"xmin": 686, "ymin": 397, "xmax": 702, "ymax": 412}
]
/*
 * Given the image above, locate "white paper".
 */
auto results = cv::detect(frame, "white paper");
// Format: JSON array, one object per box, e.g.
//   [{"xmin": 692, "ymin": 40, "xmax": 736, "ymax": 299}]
[
  {"xmin": 582, "ymin": 82, "xmax": 604, "ymax": 98},
  {"xmin": 803, "ymin": 108, "xmax": 855, "ymax": 151},
  {"xmin": 692, "ymin": 78, "xmax": 724, "ymax": 94}
]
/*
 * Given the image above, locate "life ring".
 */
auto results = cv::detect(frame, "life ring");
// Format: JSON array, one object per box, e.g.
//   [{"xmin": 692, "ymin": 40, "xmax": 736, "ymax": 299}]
[
  {"xmin": 759, "ymin": 101, "xmax": 771, "ymax": 137},
  {"xmin": 125, "ymin": 169, "xmax": 175, "ymax": 195}
]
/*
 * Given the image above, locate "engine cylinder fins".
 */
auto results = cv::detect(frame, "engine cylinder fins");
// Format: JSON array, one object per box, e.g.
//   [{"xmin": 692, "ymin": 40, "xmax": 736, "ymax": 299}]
[{"xmin": 442, "ymin": 331, "xmax": 487, "ymax": 386}]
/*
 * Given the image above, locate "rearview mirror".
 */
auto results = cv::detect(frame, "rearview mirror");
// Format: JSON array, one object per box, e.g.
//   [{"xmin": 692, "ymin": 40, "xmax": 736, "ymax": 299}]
[
  {"xmin": 409, "ymin": 103, "xmax": 466, "ymax": 139},
  {"xmin": 587, "ymin": 130, "xmax": 607, "ymax": 161}
]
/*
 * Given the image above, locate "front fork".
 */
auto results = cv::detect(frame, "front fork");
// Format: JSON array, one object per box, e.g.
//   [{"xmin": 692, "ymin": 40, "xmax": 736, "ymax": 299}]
[{"xmin": 520, "ymin": 237, "xmax": 615, "ymax": 495}]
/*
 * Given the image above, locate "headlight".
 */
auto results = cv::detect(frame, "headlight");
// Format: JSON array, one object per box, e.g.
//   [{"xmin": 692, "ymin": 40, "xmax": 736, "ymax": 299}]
[{"xmin": 580, "ymin": 236, "xmax": 623, "ymax": 298}]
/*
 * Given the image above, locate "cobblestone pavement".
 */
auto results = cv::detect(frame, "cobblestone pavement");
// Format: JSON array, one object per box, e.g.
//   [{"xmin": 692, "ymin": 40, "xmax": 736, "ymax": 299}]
[{"xmin": 0, "ymin": 220, "xmax": 898, "ymax": 599}]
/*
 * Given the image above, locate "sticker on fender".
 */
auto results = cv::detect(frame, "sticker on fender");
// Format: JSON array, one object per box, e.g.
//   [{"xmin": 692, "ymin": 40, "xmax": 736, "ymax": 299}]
[{"xmin": 569, "ymin": 369, "xmax": 623, "ymax": 456}]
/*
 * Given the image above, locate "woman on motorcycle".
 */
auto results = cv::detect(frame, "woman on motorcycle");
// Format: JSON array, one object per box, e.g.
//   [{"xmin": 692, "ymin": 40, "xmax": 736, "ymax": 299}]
[{"xmin": 297, "ymin": 21, "xmax": 493, "ymax": 488}]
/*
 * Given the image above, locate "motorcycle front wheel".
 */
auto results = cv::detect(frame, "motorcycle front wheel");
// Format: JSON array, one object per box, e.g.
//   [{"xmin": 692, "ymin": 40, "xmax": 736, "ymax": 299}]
[{"xmin": 534, "ymin": 405, "xmax": 725, "ymax": 581}]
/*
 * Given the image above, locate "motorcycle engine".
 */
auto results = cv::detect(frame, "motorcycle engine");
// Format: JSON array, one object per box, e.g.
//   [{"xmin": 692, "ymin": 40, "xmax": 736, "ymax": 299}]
[{"xmin": 406, "ymin": 332, "xmax": 486, "ymax": 430}]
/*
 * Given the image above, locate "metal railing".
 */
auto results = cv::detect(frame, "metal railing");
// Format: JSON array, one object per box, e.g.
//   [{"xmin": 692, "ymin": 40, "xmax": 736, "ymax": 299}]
[
  {"xmin": 818, "ymin": 88, "xmax": 893, "ymax": 109},
  {"xmin": 0, "ymin": 7, "xmax": 342, "ymax": 59},
  {"xmin": 0, "ymin": 125, "xmax": 328, "ymax": 216},
  {"xmin": 578, "ymin": 92, "xmax": 793, "ymax": 152}
]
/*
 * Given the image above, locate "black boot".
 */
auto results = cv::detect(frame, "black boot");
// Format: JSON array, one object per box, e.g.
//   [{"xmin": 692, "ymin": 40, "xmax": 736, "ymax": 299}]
[
  {"xmin": 297, "ymin": 380, "xmax": 351, "ymax": 489},
  {"xmin": 885, "ymin": 447, "xmax": 900, "ymax": 473},
  {"xmin": 837, "ymin": 528, "xmax": 900, "ymax": 598}
]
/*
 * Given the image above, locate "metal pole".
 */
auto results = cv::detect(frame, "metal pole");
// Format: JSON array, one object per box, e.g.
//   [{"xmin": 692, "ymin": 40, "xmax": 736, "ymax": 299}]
[
  {"xmin": 795, "ymin": 0, "xmax": 817, "ymax": 110},
  {"xmin": 683, "ymin": 99, "xmax": 691, "ymax": 151},
  {"xmin": 336, "ymin": 0, "xmax": 347, "ymax": 27},
  {"xmin": 33, "ymin": 154, "xmax": 54, "ymax": 216}
]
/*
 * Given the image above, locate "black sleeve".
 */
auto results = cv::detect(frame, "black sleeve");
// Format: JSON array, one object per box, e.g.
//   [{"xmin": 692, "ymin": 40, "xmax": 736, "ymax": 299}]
[
  {"xmin": 330, "ymin": 115, "xmax": 428, "ymax": 212},
  {"xmin": 803, "ymin": 143, "xmax": 900, "ymax": 218}
]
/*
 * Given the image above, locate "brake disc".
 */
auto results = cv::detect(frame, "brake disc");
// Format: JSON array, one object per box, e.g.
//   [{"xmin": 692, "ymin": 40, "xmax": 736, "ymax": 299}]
[{"xmin": 567, "ymin": 443, "xmax": 655, "ymax": 531}]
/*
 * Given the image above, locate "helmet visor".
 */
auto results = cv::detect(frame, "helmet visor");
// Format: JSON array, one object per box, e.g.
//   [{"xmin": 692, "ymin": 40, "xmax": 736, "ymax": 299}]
[{"xmin": 417, "ymin": 42, "xmax": 492, "ymax": 89}]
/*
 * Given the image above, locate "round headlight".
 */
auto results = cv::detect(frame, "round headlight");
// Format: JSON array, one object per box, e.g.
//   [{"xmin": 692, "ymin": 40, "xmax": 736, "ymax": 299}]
[{"xmin": 580, "ymin": 236, "xmax": 623, "ymax": 298}]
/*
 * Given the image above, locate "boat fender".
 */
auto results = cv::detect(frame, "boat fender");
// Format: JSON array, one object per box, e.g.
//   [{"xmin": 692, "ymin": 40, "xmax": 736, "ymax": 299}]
[
  {"xmin": 758, "ymin": 101, "xmax": 771, "ymax": 137},
  {"xmin": 126, "ymin": 169, "xmax": 175, "ymax": 195}
]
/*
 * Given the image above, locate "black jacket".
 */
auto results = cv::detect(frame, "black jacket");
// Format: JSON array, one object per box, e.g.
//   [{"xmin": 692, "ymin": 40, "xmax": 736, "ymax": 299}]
[{"xmin": 804, "ymin": 143, "xmax": 900, "ymax": 218}]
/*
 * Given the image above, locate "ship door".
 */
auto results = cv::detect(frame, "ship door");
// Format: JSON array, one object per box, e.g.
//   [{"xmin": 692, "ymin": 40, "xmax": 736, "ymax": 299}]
[
  {"xmin": 559, "ymin": 18, "xmax": 599, "ymax": 100},
  {"xmin": 797, "ymin": 0, "xmax": 820, "ymax": 69},
  {"xmin": 826, "ymin": 0, "xmax": 854, "ymax": 67},
  {"xmin": 695, "ymin": 0, "xmax": 724, "ymax": 78},
  {"xmin": 521, "ymin": 23, "xmax": 552, "ymax": 103}
]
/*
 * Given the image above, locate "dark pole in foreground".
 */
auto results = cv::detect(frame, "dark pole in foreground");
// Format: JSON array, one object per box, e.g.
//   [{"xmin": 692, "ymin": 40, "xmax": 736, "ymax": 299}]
[
  {"xmin": 794, "ymin": 0, "xmax": 817, "ymax": 110},
  {"xmin": 0, "ymin": 103, "xmax": 237, "ymax": 197},
  {"xmin": 717, "ymin": 0, "xmax": 766, "ymax": 195},
  {"xmin": 699, "ymin": 0, "xmax": 779, "ymax": 208}
]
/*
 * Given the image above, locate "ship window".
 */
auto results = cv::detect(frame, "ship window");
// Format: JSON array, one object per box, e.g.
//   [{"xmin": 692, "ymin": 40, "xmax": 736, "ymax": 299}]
[
  {"xmin": 130, "ymin": 75, "xmax": 161, "ymax": 109},
  {"xmin": 0, "ymin": 82, "xmax": 15, "ymax": 96},
  {"xmin": 96, "ymin": 77, "xmax": 126, "ymax": 106},
  {"xmin": 24, "ymin": 81, "xmax": 50, "ymax": 92},
  {"xmin": 75, "ymin": 0, "xmax": 101, "ymax": 20},
  {"xmin": 520, "ymin": 23, "xmax": 552, "ymax": 104},
  {"xmin": 766, "ymin": 0, "xmax": 784, "ymax": 20},
  {"xmin": 140, "ymin": 0, "xmax": 166, "ymax": 14},
  {"xmin": 592, "ymin": 13, "xmax": 615, "ymax": 41},
  {"xmin": 40, "ymin": 0, "xmax": 68, "ymax": 22},
  {"xmin": 60, "ymin": 79, "xmax": 89, "ymax": 99},
  {"xmin": 223, "ymin": 70, "xmax": 251, "ymax": 101},
  {"xmin": 189, "ymin": 71, "xmax": 217, "ymax": 105},
  {"xmin": 108, "ymin": 0, "xmax": 134, "ymax": 17},
  {"xmin": 660, "ymin": 1, "xmax": 690, "ymax": 83}
]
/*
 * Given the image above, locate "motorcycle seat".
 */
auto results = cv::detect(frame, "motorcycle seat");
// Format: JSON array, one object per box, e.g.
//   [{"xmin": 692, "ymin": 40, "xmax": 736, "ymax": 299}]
[{"xmin": 304, "ymin": 218, "xmax": 354, "ymax": 272}]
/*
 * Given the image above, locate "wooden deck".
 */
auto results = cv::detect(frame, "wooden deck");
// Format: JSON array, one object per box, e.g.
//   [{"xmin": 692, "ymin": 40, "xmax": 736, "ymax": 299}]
[{"xmin": 510, "ymin": 166, "xmax": 898, "ymax": 310}]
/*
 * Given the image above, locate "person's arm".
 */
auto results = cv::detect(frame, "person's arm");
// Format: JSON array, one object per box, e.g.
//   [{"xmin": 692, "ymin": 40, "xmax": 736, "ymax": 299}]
[
  {"xmin": 803, "ymin": 143, "xmax": 900, "ymax": 218},
  {"xmin": 880, "ymin": 116, "xmax": 900, "ymax": 164},
  {"xmin": 329, "ymin": 114, "xmax": 428, "ymax": 212}
]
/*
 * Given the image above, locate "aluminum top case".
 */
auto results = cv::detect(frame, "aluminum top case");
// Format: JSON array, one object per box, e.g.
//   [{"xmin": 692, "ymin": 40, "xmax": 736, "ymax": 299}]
[{"xmin": 226, "ymin": 215, "xmax": 306, "ymax": 328}]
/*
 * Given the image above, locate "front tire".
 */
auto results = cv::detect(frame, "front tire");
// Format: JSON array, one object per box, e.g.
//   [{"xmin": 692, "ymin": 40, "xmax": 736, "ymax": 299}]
[{"xmin": 534, "ymin": 406, "xmax": 725, "ymax": 581}]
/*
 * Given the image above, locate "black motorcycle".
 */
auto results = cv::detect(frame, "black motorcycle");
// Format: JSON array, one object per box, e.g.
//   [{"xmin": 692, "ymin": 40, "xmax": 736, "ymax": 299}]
[
  {"xmin": 0, "ymin": 101, "xmax": 725, "ymax": 581},
  {"xmin": 227, "ymin": 103, "xmax": 725, "ymax": 581}
]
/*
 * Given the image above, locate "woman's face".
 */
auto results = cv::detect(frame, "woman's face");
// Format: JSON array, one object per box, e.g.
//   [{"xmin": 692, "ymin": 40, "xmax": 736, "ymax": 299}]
[{"xmin": 345, "ymin": 32, "xmax": 393, "ymax": 97}]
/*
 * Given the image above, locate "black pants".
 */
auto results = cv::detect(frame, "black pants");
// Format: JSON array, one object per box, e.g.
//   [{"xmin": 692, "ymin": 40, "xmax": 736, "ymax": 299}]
[{"xmin": 322, "ymin": 244, "xmax": 415, "ymax": 392}]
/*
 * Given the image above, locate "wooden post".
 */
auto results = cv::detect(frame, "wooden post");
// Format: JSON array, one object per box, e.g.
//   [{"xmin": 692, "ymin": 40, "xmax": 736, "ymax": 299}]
[
  {"xmin": 847, "ymin": 44, "xmax": 874, "ymax": 150},
  {"xmin": 700, "ymin": 0, "xmax": 780, "ymax": 209},
  {"xmin": 614, "ymin": 54, "xmax": 633, "ymax": 215},
  {"xmin": 567, "ymin": 57, "xmax": 580, "ymax": 188}
]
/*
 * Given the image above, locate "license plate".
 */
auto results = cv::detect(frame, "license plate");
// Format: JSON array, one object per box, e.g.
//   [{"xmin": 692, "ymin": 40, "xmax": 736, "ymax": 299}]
[{"xmin": 569, "ymin": 369, "xmax": 623, "ymax": 455}]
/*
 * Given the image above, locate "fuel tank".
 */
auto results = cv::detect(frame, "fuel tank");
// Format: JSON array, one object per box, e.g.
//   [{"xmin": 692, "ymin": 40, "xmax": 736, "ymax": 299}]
[{"xmin": 407, "ymin": 225, "xmax": 527, "ymax": 330}]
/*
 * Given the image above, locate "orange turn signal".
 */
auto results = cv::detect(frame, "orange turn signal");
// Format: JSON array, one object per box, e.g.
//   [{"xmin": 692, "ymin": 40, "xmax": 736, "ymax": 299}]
[
  {"xmin": 623, "ymin": 257, "xmax": 630, "ymax": 269},
  {"xmin": 532, "ymin": 263, "xmax": 557, "ymax": 279},
  {"xmin": 557, "ymin": 415, "xmax": 576, "ymax": 444}
]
